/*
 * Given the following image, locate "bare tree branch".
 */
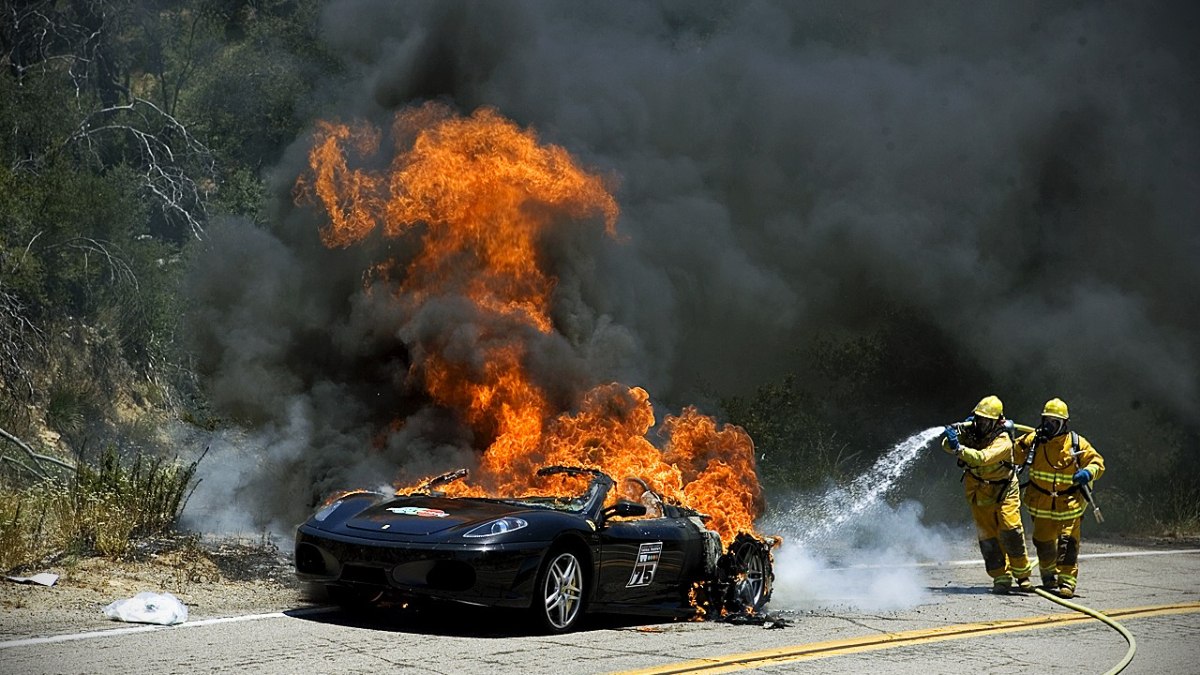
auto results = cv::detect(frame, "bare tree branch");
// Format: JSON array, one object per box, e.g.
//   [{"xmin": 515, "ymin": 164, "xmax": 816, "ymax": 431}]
[
  {"xmin": 0, "ymin": 425, "xmax": 76, "ymax": 475},
  {"xmin": 0, "ymin": 281, "xmax": 45, "ymax": 398},
  {"xmin": 1, "ymin": 1, "xmax": 106, "ymax": 93},
  {"xmin": 18, "ymin": 231, "xmax": 44, "ymax": 269},
  {"xmin": 43, "ymin": 237, "xmax": 140, "ymax": 290},
  {"xmin": 67, "ymin": 96, "xmax": 214, "ymax": 237},
  {"xmin": 0, "ymin": 454, "xmax": 48, "ymax": 481},
  {"xmin": 64, "ymin": 97, "xmax": 214, "ymax": 239},
  {"xmin": 5, "ymin": 3, "xmax": 213, "ymax": 239}
]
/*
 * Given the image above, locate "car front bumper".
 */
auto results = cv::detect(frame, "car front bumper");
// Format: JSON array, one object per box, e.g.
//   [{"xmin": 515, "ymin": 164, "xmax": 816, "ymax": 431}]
[{"xmin": 295, "ymin": 525, "xmax": 548, "ymax": 609}]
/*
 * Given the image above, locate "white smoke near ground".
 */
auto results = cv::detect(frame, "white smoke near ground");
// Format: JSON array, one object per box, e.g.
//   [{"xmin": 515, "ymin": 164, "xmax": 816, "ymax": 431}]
[{"xmin": 763, "ymin": 428, "xmax": 957, "ymax": 612}]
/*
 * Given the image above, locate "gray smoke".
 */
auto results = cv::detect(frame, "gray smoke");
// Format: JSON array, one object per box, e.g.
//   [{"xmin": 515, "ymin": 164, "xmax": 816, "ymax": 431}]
[{"xmin": 183, "ymin": 2, "xmax": 1200, "ymax": 533}]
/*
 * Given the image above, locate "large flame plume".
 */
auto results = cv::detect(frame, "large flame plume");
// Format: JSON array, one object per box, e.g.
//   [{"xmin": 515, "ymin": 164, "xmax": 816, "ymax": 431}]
[{"xmin": 297, "ymin": 103, "xmax": 762, "ymax": 545}]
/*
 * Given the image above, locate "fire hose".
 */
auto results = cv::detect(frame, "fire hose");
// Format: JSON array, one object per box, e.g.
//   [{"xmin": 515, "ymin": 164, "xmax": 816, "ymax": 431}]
[
  {"xmin": 1032, "ymin": 587, "xmax": 1137, "ymax": 674},
  {"xmin": 940, "ymin": 420, "xmax": 1128, "ymax": 667},
  {"xmin": 1008, "ymin": 423, "xmax": 1132, "ymax": 672}
]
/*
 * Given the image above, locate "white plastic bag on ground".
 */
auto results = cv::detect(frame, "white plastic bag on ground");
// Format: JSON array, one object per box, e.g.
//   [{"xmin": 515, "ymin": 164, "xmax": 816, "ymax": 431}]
[
  {"xmin": 103, "ymin": 592, "xmax": 189, "ymax": 625},
  {"xmin": 5, "ymin": 572, "xmax": 59, "ymax": 586}
]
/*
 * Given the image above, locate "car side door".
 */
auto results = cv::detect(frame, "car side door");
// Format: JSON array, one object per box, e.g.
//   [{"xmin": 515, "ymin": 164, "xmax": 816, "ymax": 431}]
[{"xmin": 595, "ymin": 517, "xmax": 692, "ymax": 610}]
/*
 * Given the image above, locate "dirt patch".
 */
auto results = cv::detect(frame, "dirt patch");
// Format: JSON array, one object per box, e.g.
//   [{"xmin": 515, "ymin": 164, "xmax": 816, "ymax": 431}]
[{"xmin": 0, "ymin": 534, "xmax": 318, "ymax": 639}]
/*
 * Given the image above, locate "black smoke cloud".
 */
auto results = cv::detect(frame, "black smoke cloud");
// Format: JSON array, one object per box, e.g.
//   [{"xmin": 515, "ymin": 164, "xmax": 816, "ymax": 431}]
[{"xmin": 183, "ymin": 1, "xmax": 1200, "ymax": 531}]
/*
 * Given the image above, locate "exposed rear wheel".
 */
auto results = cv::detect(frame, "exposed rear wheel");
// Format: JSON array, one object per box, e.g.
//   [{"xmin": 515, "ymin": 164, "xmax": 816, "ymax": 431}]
[
  {"xmin": 724, "ymin": 535, "xmax": 774, "ymax": 613},
  {"xmin": 533, "ymin": 549, "xmax": 586, "ymax": 633}
]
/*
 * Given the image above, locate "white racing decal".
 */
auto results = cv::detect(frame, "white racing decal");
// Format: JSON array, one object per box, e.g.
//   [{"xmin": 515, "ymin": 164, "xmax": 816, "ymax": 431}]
[
  {"xmin": 386, "ymin": 506, "xmax": 448, "ymax": 518},
  {"xmin": 627, "ymin": 541, "xmax": 663, "ymax": 588}
]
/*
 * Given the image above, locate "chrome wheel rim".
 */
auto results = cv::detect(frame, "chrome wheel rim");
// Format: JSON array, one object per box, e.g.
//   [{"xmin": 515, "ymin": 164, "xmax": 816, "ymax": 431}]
[
  {"xmin": 543, "ymin": 552, "xmax": 583, "ymax": 629},
  {"xmin": 736, "ymin": 546, "xmax": 767, "ymax": 606}
]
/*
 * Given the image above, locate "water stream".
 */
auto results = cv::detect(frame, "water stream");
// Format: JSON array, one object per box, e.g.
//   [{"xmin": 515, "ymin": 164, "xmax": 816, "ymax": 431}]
[
  {"xmin": 767, "ymin": 426, "xmax": 944, "ymax": 545},
  {"xmin": 764, "ymin": 426, "xmax": 950, "ymax": 611}
]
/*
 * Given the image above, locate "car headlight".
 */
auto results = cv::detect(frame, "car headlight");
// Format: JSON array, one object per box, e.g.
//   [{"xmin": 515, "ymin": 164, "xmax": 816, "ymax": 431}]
[
  {"xmin": 463, "ymin": 517, "xmax": 528, "ymax": 538},
  {"xmin": 313, "ymin": 499, "xmax": 343, "ymax": 522}
]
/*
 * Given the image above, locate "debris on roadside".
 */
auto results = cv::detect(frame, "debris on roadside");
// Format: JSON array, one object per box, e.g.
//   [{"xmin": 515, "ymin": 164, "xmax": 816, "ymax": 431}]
[
  {"xmin": 4, "ymin": 573, "xmax": 59, "ymax": 587},
  {"xmin": 717, "ymin": 610, "xmax": 791, "ymax": 629},
  {"xmin": 103, "ymin": 591, "xmax": 189, "ymax": 625}
]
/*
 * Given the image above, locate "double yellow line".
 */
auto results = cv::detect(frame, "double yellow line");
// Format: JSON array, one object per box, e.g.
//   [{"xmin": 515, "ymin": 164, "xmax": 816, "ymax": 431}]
[{"xmin": 615, "ymin": 601, "xmax": 1200, "ymax": 674}]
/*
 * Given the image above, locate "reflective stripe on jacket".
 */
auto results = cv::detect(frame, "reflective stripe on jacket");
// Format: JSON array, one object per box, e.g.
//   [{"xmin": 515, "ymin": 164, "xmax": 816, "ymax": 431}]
[{"xmin": 1015, "ymin": 431, "xmax": 1105, "ymax": 520}]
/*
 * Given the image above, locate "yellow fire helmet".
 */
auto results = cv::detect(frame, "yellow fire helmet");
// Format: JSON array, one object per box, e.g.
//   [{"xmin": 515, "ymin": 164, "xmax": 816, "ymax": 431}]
[
  {"xmin": 1042, "ymin": 398, "xmax": 1069, "ymax": 419},
  {"xmin": 973, "ymin": 395, "xmax": 1004, "ymax": 420}
]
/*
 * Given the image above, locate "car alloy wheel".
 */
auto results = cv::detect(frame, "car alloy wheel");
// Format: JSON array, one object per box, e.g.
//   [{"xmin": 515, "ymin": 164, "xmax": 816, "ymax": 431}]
[
  {"xmin": 725, "ymin": 536, "xmax": 773, "ymax": 612},
  {"xmin": 735, "ymin": 545, "xmax": 768, "ymax": 607},
  {"xmin": 541, "ymin": 551, "xmax": 584, "ymax": 631}
]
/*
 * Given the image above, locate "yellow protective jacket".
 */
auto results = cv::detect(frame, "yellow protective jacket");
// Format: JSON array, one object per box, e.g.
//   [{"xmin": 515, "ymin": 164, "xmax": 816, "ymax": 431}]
[
  {"xmin": 1015, "ymin": 431, "xmax": 1105, "ymax": 521},
  {"xmin": 943, "ymin": 428, "xmax": 1018, "ymax": 506}
]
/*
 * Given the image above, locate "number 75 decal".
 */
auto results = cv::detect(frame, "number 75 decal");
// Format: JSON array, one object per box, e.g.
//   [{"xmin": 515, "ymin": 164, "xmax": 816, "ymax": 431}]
[{"xmin": 627, "ymin": 541, "xmax": 663, "ymax": 587}]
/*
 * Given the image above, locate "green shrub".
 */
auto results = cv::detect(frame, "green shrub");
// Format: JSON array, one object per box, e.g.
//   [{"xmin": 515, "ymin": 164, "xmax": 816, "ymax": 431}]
[
  {"xmin": 44, "ymin": 382, "xmax": 98, "ymax": 443},
  {"xmin": 0, "ymin": 445, "xmax": 200, "ymax": 571}
]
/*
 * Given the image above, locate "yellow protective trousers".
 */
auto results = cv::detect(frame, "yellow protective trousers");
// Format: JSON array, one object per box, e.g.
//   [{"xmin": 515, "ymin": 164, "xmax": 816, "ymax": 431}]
[
  {"xmin": 968, "ymin": 480, "xmax": 1032, "ymax": 582},
  {"xmin": 1032, "ymin": 515, "xmax": 1082, "ymax": 590}
]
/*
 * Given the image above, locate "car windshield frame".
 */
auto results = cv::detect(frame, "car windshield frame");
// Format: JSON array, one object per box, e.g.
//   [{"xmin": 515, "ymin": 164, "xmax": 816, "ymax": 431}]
[{"xmin": 491, "ymin": 495, "xmax": 589, "ymax": 512}]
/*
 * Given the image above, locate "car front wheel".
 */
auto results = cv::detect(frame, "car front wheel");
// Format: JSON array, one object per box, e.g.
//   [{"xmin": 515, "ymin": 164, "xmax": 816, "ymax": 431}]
[{"xmin": 534, "ymin": 549, "xmax": 586, "ymax": 633}]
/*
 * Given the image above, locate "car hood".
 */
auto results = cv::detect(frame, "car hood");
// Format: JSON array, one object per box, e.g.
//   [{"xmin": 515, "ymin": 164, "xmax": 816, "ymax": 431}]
[{"xmin": 344, "ymin": 496, "xmax": 530, "ymax": 536}]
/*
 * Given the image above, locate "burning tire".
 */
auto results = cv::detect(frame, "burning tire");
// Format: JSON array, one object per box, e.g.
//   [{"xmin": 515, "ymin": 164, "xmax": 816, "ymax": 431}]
[
  {"xmin": 722, "ymin": 534, "xmax": 774, "ymax": 614},
  {"xmin": 533, "ymin": 548, "xmax": 587, "ymax": 633}
]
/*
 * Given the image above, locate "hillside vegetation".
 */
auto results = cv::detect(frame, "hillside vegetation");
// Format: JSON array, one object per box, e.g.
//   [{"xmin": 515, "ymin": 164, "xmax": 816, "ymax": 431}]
[{"xmin": 0, "ymin": 0, "xmax": 334, "ymax": 572}]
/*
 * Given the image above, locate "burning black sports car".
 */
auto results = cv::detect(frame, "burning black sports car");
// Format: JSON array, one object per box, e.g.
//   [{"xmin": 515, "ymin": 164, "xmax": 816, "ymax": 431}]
[{"xmin": 295, "ymin": 466, "xmax": 774, "ymax": 632}]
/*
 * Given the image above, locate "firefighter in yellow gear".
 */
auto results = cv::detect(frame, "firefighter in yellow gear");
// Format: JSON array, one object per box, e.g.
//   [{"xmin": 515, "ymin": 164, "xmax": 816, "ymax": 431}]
[
  {"xmin": 942, "ymin": 395, "xmax": 1034, "ymax": 594},
  {"xmin": 1014, "ymin": 398, "xmax": 1105, "ymax": 599}
]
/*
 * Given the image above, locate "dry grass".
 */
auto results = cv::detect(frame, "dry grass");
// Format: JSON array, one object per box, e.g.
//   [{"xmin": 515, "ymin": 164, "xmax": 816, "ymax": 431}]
[
  {"xmin": 1152, "ymin": 479, "xmax": 1200, "ymax": 537},
  {"xmin": 1100, "ymin": 480, "xmax": 1200, "ymax": 538},
  {"xmin": 0, "ymin": 445, "xmax": 200, "ymax": 572}
]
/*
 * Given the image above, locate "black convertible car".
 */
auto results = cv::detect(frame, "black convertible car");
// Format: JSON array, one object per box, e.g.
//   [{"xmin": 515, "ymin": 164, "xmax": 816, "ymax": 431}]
[{"xmin": 295, "ymin": 466, "xmax": 774, "ymax": 632}]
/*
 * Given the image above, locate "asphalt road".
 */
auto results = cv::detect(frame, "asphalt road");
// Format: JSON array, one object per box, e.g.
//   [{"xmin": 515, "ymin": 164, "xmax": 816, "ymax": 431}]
[{"xmin": 3, "ymin": 540, "xmax": 1198, "ymax": 675}]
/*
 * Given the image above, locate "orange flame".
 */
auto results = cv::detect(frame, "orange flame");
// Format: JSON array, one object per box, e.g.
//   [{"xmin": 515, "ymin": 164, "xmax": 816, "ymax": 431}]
[{"xmin": 297, "ymin": 103, "xmax": 762, "ymax": 546}]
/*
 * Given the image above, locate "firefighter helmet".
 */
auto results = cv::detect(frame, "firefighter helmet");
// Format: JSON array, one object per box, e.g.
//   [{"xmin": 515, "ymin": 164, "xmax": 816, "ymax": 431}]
[
  {"xmin": 1042, "ymin": 398, "xmax": 1069, "ymax": 419},
  {"xmin": 973, "ymin": 395, "xmax": 1004, "ymax": 420}
]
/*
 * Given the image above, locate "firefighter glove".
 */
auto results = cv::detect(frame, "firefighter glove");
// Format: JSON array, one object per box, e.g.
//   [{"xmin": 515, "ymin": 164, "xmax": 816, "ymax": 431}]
[
  {"xmin": 1072, "ymin": 468, "xmax": 1092, "ymax": 485},
  {"xmin": 944, "ymin": 426, "xmax": 960, "ymax": 450}
]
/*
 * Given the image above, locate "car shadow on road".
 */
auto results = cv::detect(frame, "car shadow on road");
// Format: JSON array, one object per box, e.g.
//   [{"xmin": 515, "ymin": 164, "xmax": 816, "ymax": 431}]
[{"xmin": 284, "ymin": 602, "xmax": 673, "ymax": 638}]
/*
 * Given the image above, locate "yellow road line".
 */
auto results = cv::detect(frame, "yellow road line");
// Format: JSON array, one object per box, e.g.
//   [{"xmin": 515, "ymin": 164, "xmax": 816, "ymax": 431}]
[{"xmin": 614, "ymin": 601, "xmax": 1200, "ymax": 675}]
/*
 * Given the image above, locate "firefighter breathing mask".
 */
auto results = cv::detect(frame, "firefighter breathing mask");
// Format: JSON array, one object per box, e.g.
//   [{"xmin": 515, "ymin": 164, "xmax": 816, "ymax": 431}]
[
  {"xmin": 973, "ymin": 415, "xmax": 1001, "ymax": 437},
  {"xmin": 1037, "ymin": 416, "xmax": 1068, "ymax": 439},
  {"xmin": 1037, "ymin": 398, "xmax": 1070, "ymax": 439}
]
